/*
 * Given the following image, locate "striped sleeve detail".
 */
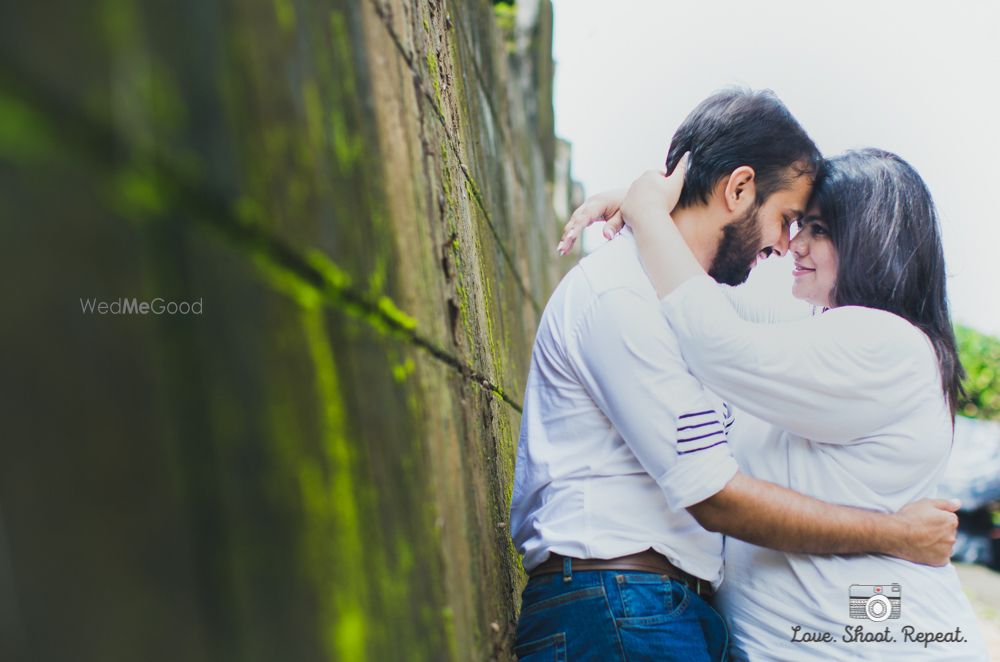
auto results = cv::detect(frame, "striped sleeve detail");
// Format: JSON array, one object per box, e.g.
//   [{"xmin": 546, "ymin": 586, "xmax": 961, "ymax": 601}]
[
  {"xmin": 678, "ymin": 439, "xmax": 727, "ymax": 455},
  {"xmin": 676, "ymin": 408, "xmax": 728, "ymax": 455},
  {"xmin": 723, "ymin": 401, "xmax": 735, "ymax": 430},
  {"xmin": 677, "ymin": 420, "xmax": 717, "ymax": 432},
  {"xmin": 678, "ymin": 409, "xmax": 715, "ymax": 419}
]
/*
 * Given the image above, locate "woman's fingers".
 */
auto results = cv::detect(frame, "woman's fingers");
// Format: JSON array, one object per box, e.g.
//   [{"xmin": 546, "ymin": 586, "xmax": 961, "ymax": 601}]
[
  {"xmin": 558, "ymin": 201, "xmax": 606, "ymax": 255},
  {"xmin": 556, "ymin": 159, "xmax": 688, "ymax": 254},
  {"xmin": 555, "ymin": 186, "xmax": 631, "ymax": 254},
  {"xmin": 602, "ymin": 210, "xmax": 624, "ymax": 239},
  {"xmin": 665, "ymin": 152, "xmax": 690, "ymax": 210},
  {"xmin": 557, "ymin": 209, "xmax": 594, "ymax": 255},
  {"xmin": 671, "ymin": 152, "xmax": 690, "ymax": 180}
]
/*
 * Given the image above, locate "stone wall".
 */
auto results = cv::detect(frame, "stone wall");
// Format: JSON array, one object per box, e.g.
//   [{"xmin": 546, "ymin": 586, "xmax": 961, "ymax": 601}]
[{"xmin": 0, "ymin": 0, "xmax": 568, "ymax": 660}]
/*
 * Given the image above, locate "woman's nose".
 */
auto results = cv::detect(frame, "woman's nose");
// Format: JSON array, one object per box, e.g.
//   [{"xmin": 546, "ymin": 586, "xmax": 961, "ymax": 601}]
[{"xmin": 790, "ymin": 231, "xmax": 808, "ymax": 257}]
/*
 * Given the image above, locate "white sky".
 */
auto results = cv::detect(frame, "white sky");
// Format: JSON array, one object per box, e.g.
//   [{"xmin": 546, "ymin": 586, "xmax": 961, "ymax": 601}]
[{"xmin": 552, "ymin": 0, "xmax": 1000, "ymax": 335}]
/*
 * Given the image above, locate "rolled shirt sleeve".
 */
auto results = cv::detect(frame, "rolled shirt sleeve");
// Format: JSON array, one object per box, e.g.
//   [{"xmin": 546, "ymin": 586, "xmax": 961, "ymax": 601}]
[
  {"xmin": 570, "ymin": 287, "xmax": 739, "ymax": 509},
  {"xmin": 659, "ymin": 275, "xmax": 931, "ymax": 444}
]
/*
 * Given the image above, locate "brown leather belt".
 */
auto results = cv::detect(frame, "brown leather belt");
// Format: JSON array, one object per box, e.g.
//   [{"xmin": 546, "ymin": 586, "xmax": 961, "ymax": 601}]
[{"xmin": 529, "ymin": 549, "xmax": 714, "ymax": 599}]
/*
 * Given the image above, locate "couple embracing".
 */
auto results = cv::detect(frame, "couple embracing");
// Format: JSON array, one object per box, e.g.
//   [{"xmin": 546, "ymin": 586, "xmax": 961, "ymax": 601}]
[{"xmin": 509, "ymin": 88, "xmax": 987, "ymax": 660}]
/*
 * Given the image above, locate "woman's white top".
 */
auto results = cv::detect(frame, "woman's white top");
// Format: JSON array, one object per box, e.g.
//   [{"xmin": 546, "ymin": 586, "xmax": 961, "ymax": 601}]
[{"xmin": 660, "ymin": 275, "xmax": 987, "ymax": 661}]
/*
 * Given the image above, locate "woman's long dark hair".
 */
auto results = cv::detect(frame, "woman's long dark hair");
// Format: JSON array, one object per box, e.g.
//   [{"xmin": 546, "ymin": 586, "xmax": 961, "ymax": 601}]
[{"xmin": 812, "ymin": 148, "xmax": 965, "ymax": 416}]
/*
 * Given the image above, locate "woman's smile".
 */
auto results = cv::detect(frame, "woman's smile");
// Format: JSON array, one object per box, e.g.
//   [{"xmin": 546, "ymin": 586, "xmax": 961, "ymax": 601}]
[{"xmin": 792, "ymin": 262, "xmax": 815, "ymax": 277}]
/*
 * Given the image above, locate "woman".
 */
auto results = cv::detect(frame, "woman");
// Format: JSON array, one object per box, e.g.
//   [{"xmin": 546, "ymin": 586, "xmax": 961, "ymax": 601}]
[{"xmin": 560, "ymin": 149, "xmax": 987, "ymax": 660}]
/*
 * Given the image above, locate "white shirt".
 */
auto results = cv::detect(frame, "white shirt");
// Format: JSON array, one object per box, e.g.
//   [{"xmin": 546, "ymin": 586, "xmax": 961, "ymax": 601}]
[
  {"xmin": 510, "ymin": 232, "xmax": 739, "ymax": 587},
  {"xmin": 661, "ymin": 275, "xmax": 987, "ymax": 661}
]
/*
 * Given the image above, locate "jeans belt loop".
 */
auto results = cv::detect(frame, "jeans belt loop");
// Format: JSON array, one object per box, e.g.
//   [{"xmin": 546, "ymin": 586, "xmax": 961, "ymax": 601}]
[{"xmin": 562, "ymin": 556, "xmax": 572, "ymax": 583}]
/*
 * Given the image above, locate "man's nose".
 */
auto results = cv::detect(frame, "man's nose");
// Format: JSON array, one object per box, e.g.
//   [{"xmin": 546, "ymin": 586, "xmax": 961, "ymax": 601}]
[{"xmin": 771, "ymin": 229, "xmax": 791, "ymax": 257}]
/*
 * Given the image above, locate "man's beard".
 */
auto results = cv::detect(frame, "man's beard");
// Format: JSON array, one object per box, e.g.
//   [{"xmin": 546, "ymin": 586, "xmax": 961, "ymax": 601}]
[{"xmin": 708, "ymin": 203, "xmax": 764, "ymax": 286}]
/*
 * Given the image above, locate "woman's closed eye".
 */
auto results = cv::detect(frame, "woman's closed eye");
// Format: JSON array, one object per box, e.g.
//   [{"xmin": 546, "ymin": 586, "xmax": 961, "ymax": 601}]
[{"xmin": 800, "ymin": 217, "xmax": 829, "ymax": 237}]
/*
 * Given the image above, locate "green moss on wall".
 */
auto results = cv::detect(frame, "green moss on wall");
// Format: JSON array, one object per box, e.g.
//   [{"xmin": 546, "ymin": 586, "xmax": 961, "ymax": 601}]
[
  {"xmin": 0, "ymin": 93, "xmax": 56, "ymax": 162},
  {"xmin": 0, "ymin": 0, "xmax": 560, "ymax": 660}
]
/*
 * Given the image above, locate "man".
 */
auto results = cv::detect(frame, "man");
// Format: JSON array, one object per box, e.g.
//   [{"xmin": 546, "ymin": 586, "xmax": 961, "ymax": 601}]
[{"xmin": 509, "ymin": 88, "xmax": 959, "ymax": 660}]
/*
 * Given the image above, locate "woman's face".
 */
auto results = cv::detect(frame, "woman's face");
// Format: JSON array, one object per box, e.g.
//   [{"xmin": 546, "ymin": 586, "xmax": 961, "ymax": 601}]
[{"xmin": 790, "ymin": 205, "xmax": 839, "ymax": 308}]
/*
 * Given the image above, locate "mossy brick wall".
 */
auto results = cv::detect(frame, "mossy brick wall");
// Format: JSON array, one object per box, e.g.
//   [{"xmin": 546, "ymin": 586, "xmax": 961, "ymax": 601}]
[{"xmin": 0, "ymin": 0, "xmax": 566, "ymax": 660}]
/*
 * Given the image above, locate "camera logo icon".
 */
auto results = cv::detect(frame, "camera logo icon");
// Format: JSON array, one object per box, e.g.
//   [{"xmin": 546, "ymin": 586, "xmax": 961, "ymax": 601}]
[{"xmin": 849, "ymin": 584, "xmax": 901, "ymax": 622}]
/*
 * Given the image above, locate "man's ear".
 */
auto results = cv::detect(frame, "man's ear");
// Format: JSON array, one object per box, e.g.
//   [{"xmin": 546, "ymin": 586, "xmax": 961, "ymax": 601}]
[{"xmin": 722, "ymin": 166, "xmax": 757, "ymax": 213}]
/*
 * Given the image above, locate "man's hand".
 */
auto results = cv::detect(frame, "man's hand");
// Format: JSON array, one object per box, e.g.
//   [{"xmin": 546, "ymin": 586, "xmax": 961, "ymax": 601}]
[
  {"xmin": 885, "ymin": 498, "xmax": 960, "ymax": 567},
  {"xmin": 686, "ymin": 472, "xmax": 961, "ymax": 563}
]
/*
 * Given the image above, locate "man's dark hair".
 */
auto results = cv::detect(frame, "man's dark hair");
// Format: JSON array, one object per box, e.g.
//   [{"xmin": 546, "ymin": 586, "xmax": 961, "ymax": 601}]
[
  {"xmin": 666, "ymin": 87, "xmax": 821, "ymax": 209},
  {"xmin": 812, "ymin": 148, "xmax": 965, "ymax": 417}
]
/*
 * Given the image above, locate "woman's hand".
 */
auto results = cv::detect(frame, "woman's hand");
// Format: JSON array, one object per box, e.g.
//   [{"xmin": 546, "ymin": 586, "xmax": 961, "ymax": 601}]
[
  {"xmin": 619, "ymin": 153, "xmax": 689, "ymax": 232},
  {"xmin": 556, "ymin": 187, "xmax": 628, "ymax": 255},
  {"xmin": 556, "ymin": 154, "xmax": 689, "ymax": 256},
  {"xmin": 555, "ymin": 155, "xmax": 697, "ymax": 298},
  {"xmin": 620, "ymin": 154, "xmax": 701, "ymax": 298}
]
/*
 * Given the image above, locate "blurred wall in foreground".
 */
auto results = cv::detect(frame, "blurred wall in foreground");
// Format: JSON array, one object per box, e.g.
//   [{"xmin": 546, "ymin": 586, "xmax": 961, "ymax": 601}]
[{"xmin": 0, "ymin": 0, "xmax": 568, "ymax": 659}]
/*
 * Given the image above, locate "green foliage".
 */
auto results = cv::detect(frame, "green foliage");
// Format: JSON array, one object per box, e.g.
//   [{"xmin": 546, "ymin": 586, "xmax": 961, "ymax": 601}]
[{"xmin": 957, "ymin": 324, "xmax": 1000, "ymax": 421}]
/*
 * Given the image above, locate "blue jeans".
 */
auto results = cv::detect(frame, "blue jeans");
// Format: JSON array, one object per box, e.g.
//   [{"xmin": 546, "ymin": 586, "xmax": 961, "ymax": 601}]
[{"xmin": 514, "ymin": 561, "xmax": 728, "ymax": 661}]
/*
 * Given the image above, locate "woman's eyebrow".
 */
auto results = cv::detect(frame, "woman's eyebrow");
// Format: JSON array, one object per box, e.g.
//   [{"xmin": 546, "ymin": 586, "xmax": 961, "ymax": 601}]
[{"xmin": 800, "ymin": 213, "xmax": 823, "ymax": 223}]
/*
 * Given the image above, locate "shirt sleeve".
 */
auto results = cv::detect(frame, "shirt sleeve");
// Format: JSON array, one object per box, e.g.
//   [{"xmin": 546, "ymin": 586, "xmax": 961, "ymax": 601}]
[
  {"xmin": 659, "ymin": 275, "xmax": 932, "ymax": 444},
  {"xmin": 569, "ymin": 287, "xmax": 739, "ymax": 509},
  {"xmin": 720, "ymin": 283, "xmax": 813, "ymax": 324}
]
